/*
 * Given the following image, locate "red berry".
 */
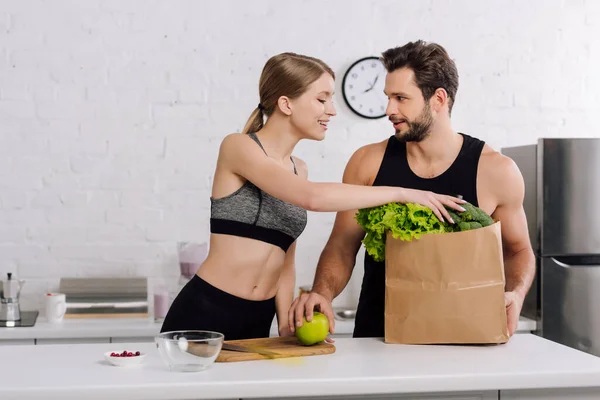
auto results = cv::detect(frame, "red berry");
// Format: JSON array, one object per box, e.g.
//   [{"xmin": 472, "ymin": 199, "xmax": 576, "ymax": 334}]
[
  {"xmin": 114, "ymin": 354, "xmax": 120, "ymax": 357},
  {"xmin": 135, "ymin": 351, "xmax": 140, "ymax": 356},
  {"xmin": 127, "ymin": 352, "xmax": 133, "ymax": 357}
]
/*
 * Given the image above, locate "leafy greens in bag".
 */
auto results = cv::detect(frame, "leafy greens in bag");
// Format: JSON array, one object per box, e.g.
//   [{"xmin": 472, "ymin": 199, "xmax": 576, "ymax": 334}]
[{"xmin": 355, "ymin": 202, "xmax": 494, "ymax": 262}]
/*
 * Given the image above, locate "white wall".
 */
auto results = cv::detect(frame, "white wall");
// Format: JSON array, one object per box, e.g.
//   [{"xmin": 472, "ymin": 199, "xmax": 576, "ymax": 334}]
[{"xmin": 1, "ymin": 0, "xmax": 599, "ymax": 312}]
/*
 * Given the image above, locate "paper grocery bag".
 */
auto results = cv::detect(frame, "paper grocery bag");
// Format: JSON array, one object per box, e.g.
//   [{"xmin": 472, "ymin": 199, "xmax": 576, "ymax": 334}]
[{"xmin": 384, "ymin": 221, "xmax": 509, "ymax": 345}]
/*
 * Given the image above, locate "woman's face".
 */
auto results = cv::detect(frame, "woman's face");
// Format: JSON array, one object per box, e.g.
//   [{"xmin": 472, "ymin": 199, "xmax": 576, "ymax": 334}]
[{"xmin": 288, "ymin": 73, "xmax": 337, "ymax": 141}]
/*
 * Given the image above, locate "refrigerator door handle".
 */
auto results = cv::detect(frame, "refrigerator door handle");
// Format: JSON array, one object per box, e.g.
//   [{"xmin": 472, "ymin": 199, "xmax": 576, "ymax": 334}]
[
  {"xmin": 551, "ymin": 257, "xmax": 578, "ymax": 268},
  {"xmin": 549, "ymin": 256, "xmax": 600, "ymax": 268}
]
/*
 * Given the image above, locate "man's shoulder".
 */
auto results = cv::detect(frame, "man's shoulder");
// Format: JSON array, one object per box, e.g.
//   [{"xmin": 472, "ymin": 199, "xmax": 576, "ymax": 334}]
[
  {"xmin": 479, "ymin": 143, "xmax": 525, "ymax": 198},
  {"xmin": 350, "ymin": 137, "xmax": 390, "ymax": 162},
  {"xmin": 480, "ymin": 144, "xmax": 519, "ymax": 176},
  {"xmin": 344, "ymin": 137, "xmax": 391, "ymax": 185}
]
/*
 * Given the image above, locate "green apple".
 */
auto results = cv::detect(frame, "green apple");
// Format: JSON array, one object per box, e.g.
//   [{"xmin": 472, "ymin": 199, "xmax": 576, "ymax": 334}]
[{"xmin": 295, "ymin": 312, "xmax": 329, "ymax": 345}]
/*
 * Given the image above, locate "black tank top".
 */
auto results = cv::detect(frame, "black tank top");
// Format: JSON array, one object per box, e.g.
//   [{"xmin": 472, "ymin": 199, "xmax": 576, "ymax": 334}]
[{"xmin": 353, "ymin": 133, "xmax": 485, "ymax": 338}]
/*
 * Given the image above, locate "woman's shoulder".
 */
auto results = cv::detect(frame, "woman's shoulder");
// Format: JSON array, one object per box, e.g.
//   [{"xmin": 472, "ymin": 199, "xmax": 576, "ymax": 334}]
[
  {"xmin": 220, "ymin": 132, "xmax": 247, "ymax": 147},
  {"xmin": 218, "ymin": 132, "xmax": 259, "ymax": 156}
]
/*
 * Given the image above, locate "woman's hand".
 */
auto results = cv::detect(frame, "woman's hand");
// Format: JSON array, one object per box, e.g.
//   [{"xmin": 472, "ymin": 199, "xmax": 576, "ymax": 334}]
[
  {"xmin": 278, "ymin": 325, "xmax": 295, "ymax": 337},
  {"xmin": 399, "ymin": 189, "xmax": 467, "ymax": 223}
]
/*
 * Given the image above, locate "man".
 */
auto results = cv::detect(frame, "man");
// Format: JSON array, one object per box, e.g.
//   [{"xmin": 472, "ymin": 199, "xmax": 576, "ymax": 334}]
[{"xmin": 288, "ymin": 40, "xmax": 536, "ymax": 339}]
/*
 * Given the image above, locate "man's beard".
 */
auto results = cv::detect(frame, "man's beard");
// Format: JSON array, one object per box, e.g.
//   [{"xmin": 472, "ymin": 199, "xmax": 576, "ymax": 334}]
[{"xmin": 393, "ymin": 103, "xmax": 433, "ymax": 143}]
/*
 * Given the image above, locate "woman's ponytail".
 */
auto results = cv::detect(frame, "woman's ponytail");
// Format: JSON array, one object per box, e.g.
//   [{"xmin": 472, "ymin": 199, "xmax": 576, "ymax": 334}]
[{"xmin": 241, "ymin": 104, "xmax": 264, "ymax": 135}]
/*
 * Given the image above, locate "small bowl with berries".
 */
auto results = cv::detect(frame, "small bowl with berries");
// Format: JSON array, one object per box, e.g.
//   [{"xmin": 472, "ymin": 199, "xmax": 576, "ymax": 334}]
[{"xmin": 104, "ymin": 350, "xmax": 146, "ymax": 367}]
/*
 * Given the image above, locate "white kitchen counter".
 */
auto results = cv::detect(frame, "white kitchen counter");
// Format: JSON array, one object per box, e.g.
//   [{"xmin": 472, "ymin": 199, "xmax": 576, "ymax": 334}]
[
  {"xmin": 0, "ymin": 334, "xmax": 599, "ymax": 400},
  {"xmin": 0, "ymin": 315, "xmax": 537, "ymax": 342}
]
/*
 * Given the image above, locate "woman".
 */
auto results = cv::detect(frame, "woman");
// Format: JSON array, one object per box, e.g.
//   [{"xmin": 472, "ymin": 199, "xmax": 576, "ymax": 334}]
[{"xmin": 160, "ymin": 52, "xmax": 465, "ymax": 340}]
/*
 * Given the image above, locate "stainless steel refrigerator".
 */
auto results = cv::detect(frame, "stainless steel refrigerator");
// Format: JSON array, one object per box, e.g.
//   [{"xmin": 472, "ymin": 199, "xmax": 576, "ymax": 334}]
[{"xmin": 503, "ymin": 138, "xmax": 600, "ymax": 357}]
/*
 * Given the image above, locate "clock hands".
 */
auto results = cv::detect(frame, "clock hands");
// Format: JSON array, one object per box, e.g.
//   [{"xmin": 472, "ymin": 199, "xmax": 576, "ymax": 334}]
[
  {"xmin": 371, "ymin": 74, "xmax": 379, "ymax": 87},
  {"xmin": 363, "ymin": 74, "xmax": 380, "ymax": 93}
]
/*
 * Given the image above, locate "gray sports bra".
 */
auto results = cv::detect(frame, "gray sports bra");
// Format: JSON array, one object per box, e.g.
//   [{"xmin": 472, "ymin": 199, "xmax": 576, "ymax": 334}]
[{"xmin": 209, "ymin": 132, "xmax": 308, "ymax": 251}]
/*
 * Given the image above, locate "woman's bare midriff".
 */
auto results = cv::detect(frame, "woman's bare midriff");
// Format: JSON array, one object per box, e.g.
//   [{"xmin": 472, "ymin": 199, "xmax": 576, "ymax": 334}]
[{"xmin": 195, "ymin": 233, "xmax": 287, "ymax": 301}]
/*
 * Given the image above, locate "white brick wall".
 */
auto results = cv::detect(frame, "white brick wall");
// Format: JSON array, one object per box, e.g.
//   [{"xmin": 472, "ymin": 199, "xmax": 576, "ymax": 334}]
[{"xmin": 1, "ymin": 0, "xmax": 600, "ymax": 313}]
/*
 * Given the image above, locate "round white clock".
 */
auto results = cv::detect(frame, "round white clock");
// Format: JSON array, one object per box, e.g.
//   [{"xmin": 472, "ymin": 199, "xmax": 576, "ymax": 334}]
[{"xmin": 341, "ymin": 56, "xmax": 388, "ymax": 119}]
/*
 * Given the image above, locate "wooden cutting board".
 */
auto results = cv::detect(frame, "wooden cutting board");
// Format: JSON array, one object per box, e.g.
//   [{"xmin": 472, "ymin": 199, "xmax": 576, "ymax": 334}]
[{"xmin": 215, "ymin": 336, "xmax": 335, "ymax": 362}]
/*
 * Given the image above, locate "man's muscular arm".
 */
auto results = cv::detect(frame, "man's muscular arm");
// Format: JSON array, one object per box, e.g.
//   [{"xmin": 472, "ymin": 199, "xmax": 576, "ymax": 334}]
[{"xmin": 490, "ymin": 155, "xmax": 536, "ymax": 335}]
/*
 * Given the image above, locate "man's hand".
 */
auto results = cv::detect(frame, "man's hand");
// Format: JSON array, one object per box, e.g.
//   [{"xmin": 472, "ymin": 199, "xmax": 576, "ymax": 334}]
[
  {"xmin": 504, "ymin": 291, "xmax": 524, "ymax": 336},
  {"xmin": 288, "ymin": 292, "xmax": 336, "ymax": 336}
]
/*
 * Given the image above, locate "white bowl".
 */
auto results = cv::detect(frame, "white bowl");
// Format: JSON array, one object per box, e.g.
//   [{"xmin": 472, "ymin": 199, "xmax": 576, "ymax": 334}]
[{"xmin": 104, "ymin": 351, "xmax": 146, "ymax": 367}]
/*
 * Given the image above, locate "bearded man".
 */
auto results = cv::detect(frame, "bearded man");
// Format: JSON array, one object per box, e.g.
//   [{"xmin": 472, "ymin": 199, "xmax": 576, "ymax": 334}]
[{"xmin": 288, "ymin": 40, "xmax": 536, "ymax": 339}]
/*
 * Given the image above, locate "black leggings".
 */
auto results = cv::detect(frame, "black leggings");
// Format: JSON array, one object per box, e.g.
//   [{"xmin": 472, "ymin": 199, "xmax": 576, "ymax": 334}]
[{"xmin": 160, "ymin": 275, "xmax": 276, "ymax": 341}]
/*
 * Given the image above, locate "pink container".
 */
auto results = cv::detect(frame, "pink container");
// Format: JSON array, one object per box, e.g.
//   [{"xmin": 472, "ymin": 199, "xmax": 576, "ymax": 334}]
[
  {"xmin": 179, "ymin": 262, "xmax": 198, "ymax": 280},
  {"xmin": 154, "ymin": 290, "xmax": 170, "ymax": 322}
]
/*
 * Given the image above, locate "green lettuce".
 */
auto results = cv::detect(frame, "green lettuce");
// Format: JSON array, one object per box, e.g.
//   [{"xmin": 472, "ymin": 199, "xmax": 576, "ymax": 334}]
[{"xmin": 355, "ymin": 202, "xmax": 494, "ymax": 262}]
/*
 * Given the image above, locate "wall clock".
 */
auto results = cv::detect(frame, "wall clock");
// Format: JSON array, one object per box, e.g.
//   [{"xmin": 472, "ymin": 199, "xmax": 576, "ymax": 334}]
[{"xmin": 341, "ymin": 56, "xmax": 388, "ymax": 119}]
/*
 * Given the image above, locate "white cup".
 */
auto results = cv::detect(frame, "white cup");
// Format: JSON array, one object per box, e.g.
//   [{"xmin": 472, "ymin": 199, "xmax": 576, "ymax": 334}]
[{"xmin": 45, "ymin": 293, "xmax": 67, "ymax": 323}]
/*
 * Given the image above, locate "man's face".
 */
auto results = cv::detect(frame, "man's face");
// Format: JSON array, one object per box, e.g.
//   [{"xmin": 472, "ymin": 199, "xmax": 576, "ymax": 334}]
[{"xmin": 384, "ymin": 68, "xmax": 433, "ymax": 143}]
